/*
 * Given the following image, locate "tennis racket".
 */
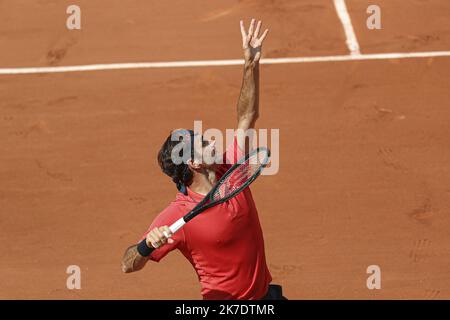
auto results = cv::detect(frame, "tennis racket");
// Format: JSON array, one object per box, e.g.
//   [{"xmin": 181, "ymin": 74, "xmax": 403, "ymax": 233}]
[{"xmin": 155, "ymin": 146, "xmax": 270, "ymax": 251}]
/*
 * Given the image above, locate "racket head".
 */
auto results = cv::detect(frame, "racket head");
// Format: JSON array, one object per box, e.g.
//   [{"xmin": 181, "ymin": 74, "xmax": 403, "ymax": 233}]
[{"xmin": 209, "ymin": 147, "xmax": 270, "ymax": 203}]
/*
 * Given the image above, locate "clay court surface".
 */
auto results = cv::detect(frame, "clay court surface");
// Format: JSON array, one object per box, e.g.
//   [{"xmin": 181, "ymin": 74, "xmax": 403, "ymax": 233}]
[{"xmin": 1, "ymin": 0, "xmax": 450, "ymax": 299}]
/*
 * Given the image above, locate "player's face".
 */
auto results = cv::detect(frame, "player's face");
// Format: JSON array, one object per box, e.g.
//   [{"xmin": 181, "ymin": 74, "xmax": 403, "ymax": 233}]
[
  {"xmin": 171, "ymin": 129, "xmax": 217, "ymax": 168},
  {"xmin": 192, "ymin": 137, "xmax": 216, "ymax": 168},
  {"xmin": 202, "ymin": 138, "xmax": 216, "ymax": 163}
]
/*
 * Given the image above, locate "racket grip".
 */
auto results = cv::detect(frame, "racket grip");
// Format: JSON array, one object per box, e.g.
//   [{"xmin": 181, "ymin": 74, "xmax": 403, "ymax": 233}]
[{"xmin": 169, "ymin": 217, "xmax": 186, "ymax": 234}]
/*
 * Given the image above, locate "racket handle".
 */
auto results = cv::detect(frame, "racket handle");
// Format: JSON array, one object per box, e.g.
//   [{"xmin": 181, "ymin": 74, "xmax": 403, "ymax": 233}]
[{"xmin": 169, "ymin": 217, "xmax": 186, "ymax": 234}]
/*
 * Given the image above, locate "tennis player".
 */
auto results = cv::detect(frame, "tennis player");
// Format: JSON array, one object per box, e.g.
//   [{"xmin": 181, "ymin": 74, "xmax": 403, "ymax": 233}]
[{"xmin": 121, "ymin": 19, "xmax": 286, "ymax": 300}]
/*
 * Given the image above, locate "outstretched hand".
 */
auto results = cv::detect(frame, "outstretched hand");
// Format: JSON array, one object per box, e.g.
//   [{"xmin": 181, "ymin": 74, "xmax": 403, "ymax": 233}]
[{"xmin": 240, "ymin": 19, "xmax": 269, "ymax": 66}]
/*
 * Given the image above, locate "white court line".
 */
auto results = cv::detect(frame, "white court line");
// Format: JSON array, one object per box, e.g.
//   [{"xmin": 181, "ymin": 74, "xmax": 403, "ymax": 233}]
[
  {"xmin": 0, "ymin": 51, "xmax": 450, "ymax": 75},
  {"xmin": 333, "ymin": 0, "xmax": 361, "ymax": 55}
]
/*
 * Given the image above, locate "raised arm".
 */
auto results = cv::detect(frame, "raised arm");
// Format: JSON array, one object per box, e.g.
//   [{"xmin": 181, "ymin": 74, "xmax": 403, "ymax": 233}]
[{"xmin": 236, "ymin": 19, "xmax": 269, "ymax": 152}]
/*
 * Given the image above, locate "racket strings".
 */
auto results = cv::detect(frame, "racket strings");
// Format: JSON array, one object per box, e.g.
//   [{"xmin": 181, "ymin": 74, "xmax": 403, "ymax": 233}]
[{"xmin": 212, "ymin": 149, "xmax": 268, "ymax": 201}]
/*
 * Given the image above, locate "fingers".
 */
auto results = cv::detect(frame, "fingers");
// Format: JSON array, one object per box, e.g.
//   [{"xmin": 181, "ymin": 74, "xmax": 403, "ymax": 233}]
[
  {"xmin": 161, "ymin": 226, "xmax": 174, "ymax": 244},
  {"xmin": 253, "ymin": 20, "xmax": 262, "ymax": 39},
  {"xmin": 241, "ymin": 19, "xmax": 251, "ymax": 48},
  {"xmin": 153, "ymin": 227, "xmax": 165, "ymax": 244},
  {"xmin": 247, "ymin": 18, "xmax": 255, "ymax": 40},
  {"xmin": 240, "ymin": 20, "xmax": 247, "ymax": 46},
  {"xmin": 240, "ymin": 19, "xmax": 269, "ymax": 48},
  {"xmin": 147, "ymin": 231, "xmax": 161, "ymax": 249},
  {"xmin": 147, "ymin": 226, "xmax": 174, "ymax": 248},
  {"xmin": 259, "ymin": 28, "xmax": 269, "ymax": 43}
]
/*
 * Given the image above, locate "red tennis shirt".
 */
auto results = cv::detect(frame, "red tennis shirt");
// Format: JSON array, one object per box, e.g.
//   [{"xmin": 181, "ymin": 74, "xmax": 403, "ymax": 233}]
[{"xmin": 141, "ymin": 138, "xmax": 272, "ymax": 300}]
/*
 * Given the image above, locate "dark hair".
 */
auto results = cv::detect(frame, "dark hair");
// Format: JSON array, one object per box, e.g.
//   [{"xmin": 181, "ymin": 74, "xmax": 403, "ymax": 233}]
[{"xmin": 157, "ymin": 130, "xmax": 195, "ymax": 195}]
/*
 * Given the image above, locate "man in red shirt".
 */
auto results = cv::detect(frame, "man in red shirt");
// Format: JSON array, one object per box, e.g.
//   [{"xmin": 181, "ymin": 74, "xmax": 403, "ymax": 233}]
[{"xmin": 121, "ymin": 19, "xmax": 286, "ymax": 300}]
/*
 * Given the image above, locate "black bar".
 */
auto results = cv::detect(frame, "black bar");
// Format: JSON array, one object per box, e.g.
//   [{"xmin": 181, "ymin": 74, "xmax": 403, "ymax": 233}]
[{"xmin": 0, "ymin": 300, "xmax": 448, "ymax": 319}]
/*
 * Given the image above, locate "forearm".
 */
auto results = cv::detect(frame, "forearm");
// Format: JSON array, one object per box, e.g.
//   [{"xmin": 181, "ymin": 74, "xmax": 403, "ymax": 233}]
[
  {"xmin": 121, "ymin": 244, "xmax": 149, "ymax": 273},
  {"xmin": 237, "ymin": 62, "xmax": 260, "ymax": 124}
]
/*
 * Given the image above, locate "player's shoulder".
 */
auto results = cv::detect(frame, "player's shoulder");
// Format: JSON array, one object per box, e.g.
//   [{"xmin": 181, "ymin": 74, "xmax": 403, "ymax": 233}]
[
  {"xmin": 162, "ymin": 192, "xmax": 196, "ymax": 216},
  {"xmin": 150, "ymin": 202, "xmax": 183, "ymax": 229},
  {"xmin": 161, "ymin": 198, "xmax": 186, "ymax": 216}
]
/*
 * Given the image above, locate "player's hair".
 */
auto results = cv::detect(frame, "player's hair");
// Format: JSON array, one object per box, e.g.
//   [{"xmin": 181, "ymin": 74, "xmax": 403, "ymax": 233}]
[{"xmin": 157, "ymin": 131, "xmax": 195, "ymax": 195}]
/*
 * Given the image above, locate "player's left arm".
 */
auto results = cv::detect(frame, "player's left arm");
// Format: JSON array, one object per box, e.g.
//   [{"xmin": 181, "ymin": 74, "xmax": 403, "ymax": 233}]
[{"xmin": 236, "ymin": 19, "xmax": 269, "ymax": 153}]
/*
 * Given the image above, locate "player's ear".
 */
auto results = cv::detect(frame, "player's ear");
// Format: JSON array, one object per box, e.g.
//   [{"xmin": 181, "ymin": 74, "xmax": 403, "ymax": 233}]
[{"xmin": 187, "ymin": 159, "xmax": 201, "ymax": 170}]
